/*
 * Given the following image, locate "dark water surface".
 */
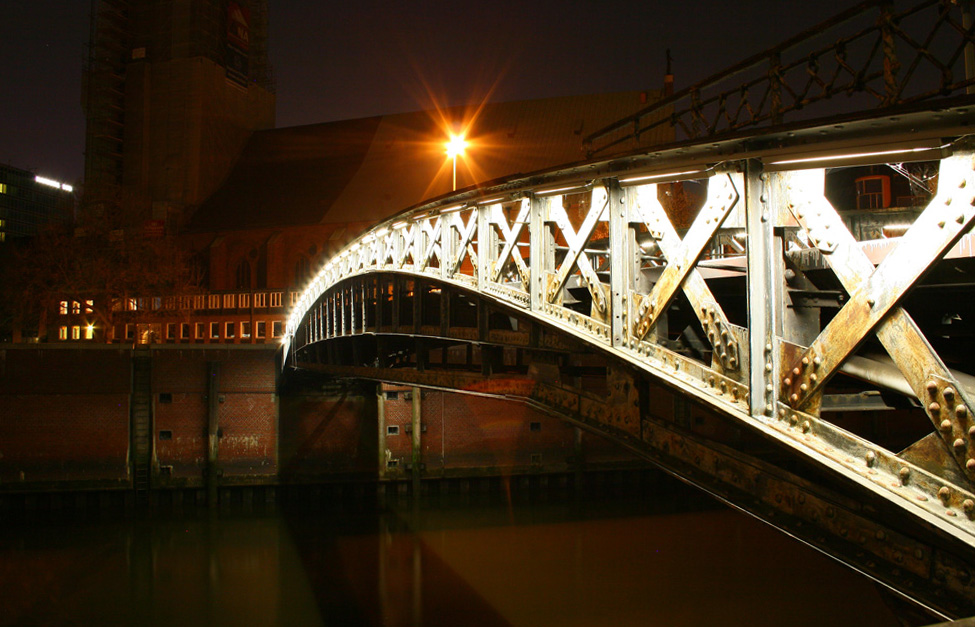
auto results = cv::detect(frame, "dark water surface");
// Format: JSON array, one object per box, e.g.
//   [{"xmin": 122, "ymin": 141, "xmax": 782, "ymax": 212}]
[{"xmin": 0, "ymin": 486, "xmax": 904, "ymax": 626}]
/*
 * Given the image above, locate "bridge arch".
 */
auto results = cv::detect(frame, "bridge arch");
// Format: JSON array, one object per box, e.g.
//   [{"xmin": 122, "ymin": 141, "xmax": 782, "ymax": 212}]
[{"xmin": 283, "ymin": 110, "xmax": 975, "ymax": 617}]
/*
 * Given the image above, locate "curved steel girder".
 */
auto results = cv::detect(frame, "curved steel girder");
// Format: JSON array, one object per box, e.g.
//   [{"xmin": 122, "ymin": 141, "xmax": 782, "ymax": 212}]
[
  {"xmin": 292, "ymin": 354, "xmax": 975, "ymax": 620},
  {"xmin": 283, "ymin": 114, "xmax": 975, "ymax": 616},
  {"xmin": 289, "ymin": 259, "xmax": 975, "ymax": 559}
]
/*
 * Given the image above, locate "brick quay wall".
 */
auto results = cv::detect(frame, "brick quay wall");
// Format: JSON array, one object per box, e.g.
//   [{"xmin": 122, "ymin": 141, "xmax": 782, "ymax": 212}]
[{"xmin": 0, "ymin": 345, "xmax": 644, "ymax": 501}]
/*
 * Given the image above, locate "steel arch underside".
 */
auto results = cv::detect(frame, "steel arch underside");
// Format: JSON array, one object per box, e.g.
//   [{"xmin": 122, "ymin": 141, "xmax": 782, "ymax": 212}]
[{"xmin": 284, "ymin": 107, "xmax": 975, "ymax": 618}]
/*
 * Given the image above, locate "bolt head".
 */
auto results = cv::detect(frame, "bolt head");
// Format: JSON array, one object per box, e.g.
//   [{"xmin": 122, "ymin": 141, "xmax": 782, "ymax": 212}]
[
  {"xmin": 899, "ymin": 467, "xmax": 911, "ymax": 484},
  {"xmin": 939, "ymin": 486, "xmax": 951, "ymax": 503}
]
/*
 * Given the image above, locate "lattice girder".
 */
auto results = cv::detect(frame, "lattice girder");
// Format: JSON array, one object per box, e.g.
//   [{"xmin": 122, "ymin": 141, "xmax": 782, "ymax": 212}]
[{"xmin": 285, "ymin": 120, "xmax": 975, "ymax": 615}]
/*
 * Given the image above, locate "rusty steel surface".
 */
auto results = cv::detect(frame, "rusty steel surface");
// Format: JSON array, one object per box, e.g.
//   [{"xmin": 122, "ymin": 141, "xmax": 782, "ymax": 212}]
[{"xmin": 284, "ymin": 108, "xmax": 975, "ymax": 618}]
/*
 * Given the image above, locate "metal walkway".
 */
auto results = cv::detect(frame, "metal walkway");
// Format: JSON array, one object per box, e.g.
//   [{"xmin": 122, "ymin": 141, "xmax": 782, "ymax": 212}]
[{"xmin": 283, "ymin": 1, "xmax": 975, "ymax": 618}]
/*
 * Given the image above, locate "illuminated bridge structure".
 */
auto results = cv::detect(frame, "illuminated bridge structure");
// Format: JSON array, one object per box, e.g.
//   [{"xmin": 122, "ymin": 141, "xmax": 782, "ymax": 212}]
[{"xmin": 283, "ymin": 1, "xmax": 975, "ymax": 618}]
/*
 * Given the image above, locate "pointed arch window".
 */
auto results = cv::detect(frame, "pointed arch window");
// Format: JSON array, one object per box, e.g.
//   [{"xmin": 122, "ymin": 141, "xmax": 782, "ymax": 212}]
[
  {"xmin": 294, "ymin": 255, "xmax": 311, "ymax": 287},
  {"xmin": 235, "ymin": 258, "xmax": 252, "ymax": 290}
]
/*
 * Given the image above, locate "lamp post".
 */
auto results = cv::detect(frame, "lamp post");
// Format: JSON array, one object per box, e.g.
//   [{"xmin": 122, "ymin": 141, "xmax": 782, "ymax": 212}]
[{"xmin": 445, "ymin": 132, "xmax": 468, "ymax": 191}]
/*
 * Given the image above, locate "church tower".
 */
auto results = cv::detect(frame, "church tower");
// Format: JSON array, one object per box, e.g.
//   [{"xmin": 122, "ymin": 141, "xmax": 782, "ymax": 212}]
[{"xmin": 83, "ymin": 0, "xmax": 275, "ymax": 227}]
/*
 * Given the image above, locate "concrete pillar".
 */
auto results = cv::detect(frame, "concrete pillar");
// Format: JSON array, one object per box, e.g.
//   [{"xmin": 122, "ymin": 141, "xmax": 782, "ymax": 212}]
[
  {"xmin": 411, "ymin": 386, "xmax": 422, "ymax": 496},
  {"xmin": 206, "ymin": 361, "xmax": 220, "ymax": 507},
  {"xmin": 377, "ymin": 386, "xmax": 387, "ymax": 480}
]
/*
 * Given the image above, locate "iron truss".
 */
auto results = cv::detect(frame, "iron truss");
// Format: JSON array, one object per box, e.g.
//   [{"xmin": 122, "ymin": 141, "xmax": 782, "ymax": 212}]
[
  {"xmin": 284, "ymin": 107, "xmax": 975, "ymax": 618},
  {"xmin": 585, "ymin": 0, "xmax": 975, "ymax": 157}
]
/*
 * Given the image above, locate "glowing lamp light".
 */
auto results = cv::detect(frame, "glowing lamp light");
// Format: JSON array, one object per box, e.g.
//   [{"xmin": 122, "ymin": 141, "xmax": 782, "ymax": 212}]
[
  {"xmin": 445, "ymin": 132, "xmax": 468, "ymax": 191},
  {"xmin": 445, "ymin": 133, "xmax": 468, "ymax": 159}
]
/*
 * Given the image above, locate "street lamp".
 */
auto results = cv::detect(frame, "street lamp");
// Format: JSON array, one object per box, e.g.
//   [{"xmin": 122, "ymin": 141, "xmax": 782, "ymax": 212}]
[{"xmin": 445, "ymin": 132, "xmax": 468, "ymax": 191}]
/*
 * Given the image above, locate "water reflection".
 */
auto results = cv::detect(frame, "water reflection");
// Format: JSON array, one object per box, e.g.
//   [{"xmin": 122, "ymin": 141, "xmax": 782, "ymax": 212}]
[{"xmin": 0, "ymin": 487, "xmax": 904, "ymax": 626}]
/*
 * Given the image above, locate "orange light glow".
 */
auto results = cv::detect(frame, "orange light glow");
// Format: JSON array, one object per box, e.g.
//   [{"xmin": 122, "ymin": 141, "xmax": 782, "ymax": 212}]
[{"xmin": 445, "ymin": 133, "xmax": 468, "ymax": 158}]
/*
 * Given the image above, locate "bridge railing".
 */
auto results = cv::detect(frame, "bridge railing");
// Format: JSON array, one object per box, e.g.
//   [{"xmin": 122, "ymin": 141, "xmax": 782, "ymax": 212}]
[{"xmin": 584, "ymin": 0, "xmax": 975, "ymax": 157}]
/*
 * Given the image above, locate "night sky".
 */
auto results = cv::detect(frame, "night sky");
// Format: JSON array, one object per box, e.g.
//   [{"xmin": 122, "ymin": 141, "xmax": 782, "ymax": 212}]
[{"xmin": 2, "ymin": 0, "xmax": 855, "ymax": 185}]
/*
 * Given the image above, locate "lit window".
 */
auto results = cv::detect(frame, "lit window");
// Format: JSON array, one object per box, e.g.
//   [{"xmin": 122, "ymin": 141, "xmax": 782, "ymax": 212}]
[
  {"xmin": 60, "ymin": 301, "xmax": 68, "ymax": 315},
  {"xmin": 128, "ymin": 298, "xmax": 138, "ymax": 311},
  {"xmin": 59, "ymin": 326, "xmax": 68, "ymax": 340},
  {"xmin": 272, "ymin": 321, "xmax": 282, "ymax": 337},
  {"xmin": 0, "ymin": 183, "xmax": 6, "ymax": 193},
  {"xmin": 71, "ymin": 326, "xmax": 81, "ymax": 340},
  {"xmin": 225, "ymin": 322, "xmax": 236, "ymax": 338},
  {"xmin": 254, "ymin": 293, "xmax": 266, "ymax": 308},
  {"xmin": 256, "ymin": 321, "xmax": 266, "ymax": 338},
  {"xmin": 84, "ymin": 325, "xmax": 94, "ymax": 340},
  {"xmin": 270, "ymin": 292, "xmax": 282, "ymax": 308},
  {"xmin": 72, "ymin": 301, "xmax": 81, "ymax": 314},
  {"xmin": 241, "ymin": 321, "xmax": 251, "ymax": 338},
  {"xmin": 210, "ymin": 322, "xmax": 220, "ymax": 339},
  {"xmin": 85, "ymin": 300, "xmax": 94, "ymax": 314}
]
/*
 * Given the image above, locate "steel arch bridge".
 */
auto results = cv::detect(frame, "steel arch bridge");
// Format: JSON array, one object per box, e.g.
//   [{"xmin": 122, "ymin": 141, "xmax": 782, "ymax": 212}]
[
  {"xmin": 282, "ymin": 106, "xmax": 975, "ymax": 618},
  {"xmin": 281, "ymin": 1, "xmax": 975, "ymax": 618}
]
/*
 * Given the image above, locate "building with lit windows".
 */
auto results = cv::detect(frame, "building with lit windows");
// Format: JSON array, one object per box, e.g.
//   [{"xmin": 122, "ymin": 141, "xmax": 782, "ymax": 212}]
[
  {"xmin": 0, "ymin": 164, "xmax": 74, "ymax": 242},
  {"xmin": 52, "ymin": 90, "xmax": 672, "ymax": 345},
  {"xmin": 40, "ymin": 0, "xmax": 673, "ymax": 346}
]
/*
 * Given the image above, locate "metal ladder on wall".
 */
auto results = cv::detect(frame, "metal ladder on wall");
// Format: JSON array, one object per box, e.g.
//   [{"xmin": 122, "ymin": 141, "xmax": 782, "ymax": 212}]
[{"xmin": 131, "ymin": 348, "xmax": 152, "ymax": 506}]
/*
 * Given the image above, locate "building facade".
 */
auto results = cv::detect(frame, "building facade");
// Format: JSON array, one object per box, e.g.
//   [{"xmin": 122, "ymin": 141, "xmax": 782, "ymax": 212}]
[{"xmin": 0, "ymin": 164, "xmax": 74, "ymax": 242}]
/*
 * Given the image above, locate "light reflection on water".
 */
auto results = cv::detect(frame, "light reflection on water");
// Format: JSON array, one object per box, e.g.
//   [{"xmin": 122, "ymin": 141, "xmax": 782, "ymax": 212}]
[{"xmin": 0, "ymin": 487, "xmax": 903, "ymax": 626}]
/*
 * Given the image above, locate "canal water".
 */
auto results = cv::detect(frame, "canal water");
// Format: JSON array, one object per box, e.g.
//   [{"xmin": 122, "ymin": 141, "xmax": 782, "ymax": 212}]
[{"xmin": 1, "ymin": 479, "xmax": 906, "ymax": 626}]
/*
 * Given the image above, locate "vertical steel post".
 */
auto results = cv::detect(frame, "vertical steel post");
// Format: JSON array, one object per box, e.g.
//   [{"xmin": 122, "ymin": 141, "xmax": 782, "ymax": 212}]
[
  {"xmin": 880, "ymin": 0, "xmax": 900, "ymax": 105},
  {"xmin": 744, "ymin": 161, "xmax": 777, "ymax": 419},
  {"xmin": 607, "ymin": 180, "xmax": 628, "ymax": 348},
  {"xmin": 529, "ymin": 194, "xmax": 545, "ymax": 313},
  {"xmin": 477, "ymin": 204, "xmax": 490, "ymax": 294}
]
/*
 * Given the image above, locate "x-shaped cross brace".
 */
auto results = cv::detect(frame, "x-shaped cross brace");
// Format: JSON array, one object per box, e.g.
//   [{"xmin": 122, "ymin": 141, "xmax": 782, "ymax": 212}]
[
  {"xmin": 631, "ymin": 174, "xmax": 741, "ymax": 372},
  {"xmin": 417, "ymin": 217, "xmax": 442, "ymax": 272},
  {"xmin": 394, "ymin": 223, "xmax": 416, "ymax": 269},
  {"xmin": 489, "ymin": 199, "xmax": 531, "ymax": 289},
  {"xmin": 546, "ymin": 187, "xmax": 609, "ymax": 314},
  {"xmin": 781, "ymin": 155, "xmax": 975, "ymax": 485},
  {"xmin": 446, "ymin": 209, "xmax": 478, "ymax": 278}
]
